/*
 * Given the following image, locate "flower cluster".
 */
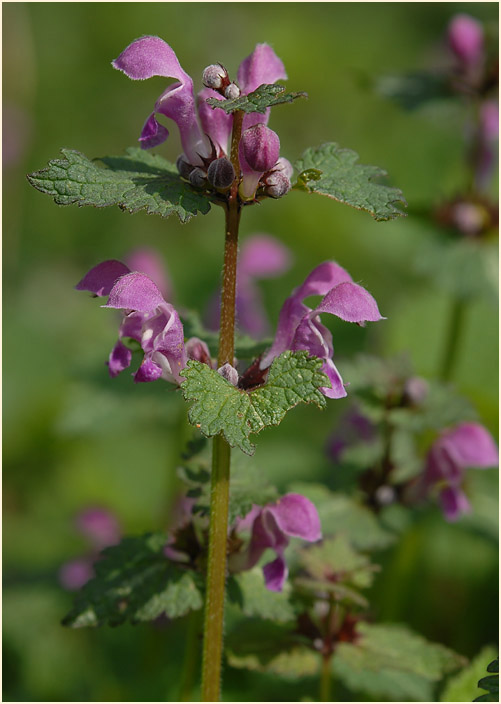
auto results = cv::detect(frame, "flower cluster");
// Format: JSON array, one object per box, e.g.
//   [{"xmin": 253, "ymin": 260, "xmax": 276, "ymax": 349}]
[
  {"xmin": 421, "ymin": 422, "xmax": 498, "ymax": 521},
  {"xmin": 112, "ymin": 37, "xmax": 293, "ymax": 200},
  {"xmin": 231, "ymin": 493, "xmax": 322, "ymax": 591},
  {"xmin": 261, "ymin": 261, "xmax": 384, "ymax": 398},
  {"xmin": 76, "ymin": 260, "xmax": 211, "ymax": 383}
]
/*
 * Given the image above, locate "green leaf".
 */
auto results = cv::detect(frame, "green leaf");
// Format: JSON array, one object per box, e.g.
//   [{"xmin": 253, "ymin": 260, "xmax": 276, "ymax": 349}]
[
  {"xmin": 27, "ymin": 147, "xmax": 211, "ymax": 223},
  {"xmin": 62, "ymin": 532, "xmax": 203, "ymax": 628},
  {"xmin": 233, "ymin": 568, "xmax": 297, "ymax": 623},
  {"xmin": 178, "ymin": 446, "xmax": 278, "ymax": 523},
  {"xmin": 206, "ymin": 83, "xmax": 307, "ymax": 114},
  {"xmin": 333, "ymin": 622, "xmax": 465, "ymax": 701},
  {"xmin": 294, "ymin": 143, "xmax": 406, "ymax": 221},
  {"xmin": 296, "ymin": 535, "xmax": 379, "ymax": 604},
  {"xmin": 288, "ymin": 483, "xmax": 396, "ymax": 550},
  {"xmin": 226, "ymin": 620, "xmax": 319, "ymax": 678},
  {"xmin": 180, "ymin": 351, "xmax": 327, "ymax": 455},
  {"xmin": 441, "ymin": 647, "xmax": 497, "ymax": 703},
  {"xmin": 475, "ymin": 658, "xmax": 500, "ymax": 701}
]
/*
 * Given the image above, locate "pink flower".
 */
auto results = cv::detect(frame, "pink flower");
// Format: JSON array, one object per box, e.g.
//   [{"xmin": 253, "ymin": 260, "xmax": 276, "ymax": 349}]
[
  {"xmin": 112, "ymin": 38, "xmax": 290, "ymax": 199},
  {"xmin": 423, "ymin": 422, "xmax": 498, "ymax": 521},
  {"xmin": 261, "ymin": 262, "xmax": 384, "ymax": 398},
  {"xmin": 232, "ymin": 494, "xmax": 322, "ymax": 592}
]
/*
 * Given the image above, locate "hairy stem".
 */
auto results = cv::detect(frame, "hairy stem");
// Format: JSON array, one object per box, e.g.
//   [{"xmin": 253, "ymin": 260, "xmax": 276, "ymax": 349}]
[
  {"xmin": 440, "ymin": 298, "xmax": 467, "ymax": 381},
  {"xmin": 200, "ymin": 111, "xmax": 243, "ymax": 702}
]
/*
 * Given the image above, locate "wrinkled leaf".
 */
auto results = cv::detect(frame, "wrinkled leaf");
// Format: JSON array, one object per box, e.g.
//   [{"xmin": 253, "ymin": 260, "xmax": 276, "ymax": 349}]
[
  {"xmin": 333, "ymin": 622, "xmax": 466, "ymax": 701},
  {"xmin": 294, "ymin": 143, "xmax": 406, "ymax": 221},
  {"xmin": 63, "ymin": 532, "xmax": 203, "ymax": 627},
  {"xmin": 207, "ymin": 83, "xmax": 307, "ymax": 115},
  {"xmin": 27, "ymin": 147, "xmax": 210, "ymax": 223},
  {"xmin": 181, "ymin": 351, "xmax": 327, "ymax": 455}
]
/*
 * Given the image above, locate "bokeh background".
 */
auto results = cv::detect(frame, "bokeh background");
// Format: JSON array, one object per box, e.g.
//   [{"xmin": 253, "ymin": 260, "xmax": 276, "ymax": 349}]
[{"xmin": 3, "ymin": 2, "xmax": 498, "ymax": 701}]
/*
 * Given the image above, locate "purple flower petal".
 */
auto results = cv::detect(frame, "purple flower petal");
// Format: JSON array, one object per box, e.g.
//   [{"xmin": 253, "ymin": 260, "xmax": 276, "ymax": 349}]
[
  {"xmin": 441, "ymin": 422, "xmax": 498, "ymax": 468},
  {"xmin": 314, "ymin": 281, "xmax": 384, "ymax": 323},
  {"xmin": 267, "ymin": 493, "xmax": 322, "ymax": 542},
  {"xmin": 59, "ymin": 558, "xmax": 94, "ymax": 591},
  {"xmin": 448, "ymin": 14, "xmax": 484, "ymax": 66},
  {"xmin": 320, "ymin": 358, "xmax": 347, "ymax": 399},
  {"xmin": 112, "ymin": 36, "xmax": 190, "ymax": 82},
  {"xmin": 198, "ymin": 87, "xmax": 233, "ymax": 155},
  {"xmin": 237, "ymin": 43, "xmax": 287, "ymax": 95},
  {"xmin": 105, "ymin": 272, "xmax": 165, "ymax": 312},
  {"xmin": 108, "ymin": 340, "xmax": 132, "ymax": 378},
  {"xmin": 263, "ymin": 554, "xmax": 288, "ymax": 592},
  {"xmin": 134, "ymin": 357, "xmax": 163, "ymax": 383},
  {"xmin": 75, "ymin": 260, "xmax": 131, "ymax": 297},
  {"xmin": 139, "ymin": 113, "xmax": 170, "ymax": 149},
  {"xmin": 75, "ymin": 508, "xmax": 121, "ymax": 549},
  {"xmin": 439, "ymin": 486, "xmax": 472, "ymax": 522}
]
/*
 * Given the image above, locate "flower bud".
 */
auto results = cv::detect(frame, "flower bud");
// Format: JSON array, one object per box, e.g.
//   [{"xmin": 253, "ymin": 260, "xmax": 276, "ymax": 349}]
[
  {"xmin": 207, "ymin": 157, "xmax": 235, "ymax": 189},
  {"xmin": 186, "ymin": 337, "xmax": 212, "ymax": 367},
  {"xmin": 202, "ymin": 63, "xmax": 229, "ymax": 90},
  {"xmin": 176, "ymin": 154, "xmax": 194, "ymax": 180},
  {"xmin": 273, "ymin": 157, "xmax": 294, "ymax": 179},
  {"xmin": 224, "ymin": 82, "xmax": 241, "ymax": 100},
  {"xmin": 189, "ymin": 167, "xmax": 207, "ymax": 188},
  {"xmin": 240, "ymin": 124, "xmax": 280, "ymax": 173},
  {"xmin": 217, "ymin": 362, "xmax": 239, "ymax": 386},
  {"xmin": 448, "ymin": 14, "xmax": 484, "ymax": 66},
  {"xmin": 263, "ymin": 170, "xmax": 291, "ymax": 199}
]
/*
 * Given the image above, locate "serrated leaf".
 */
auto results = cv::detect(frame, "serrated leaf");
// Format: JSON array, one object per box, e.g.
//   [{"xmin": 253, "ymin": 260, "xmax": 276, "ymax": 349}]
[
  {"xmin": 441, "ymin": 646, "xmax": 497, "ymax": 702},
  {"xmin": 289, "ymin": 483, "xmax": 396, "ymax": 550},
  {"xmin": 298, "ymin": 535, "xmax": 379, "ymax": 593},
  {"xmin": 27, "ymin": 147, "xmax": 210, "ymax": 223},
  {"xmin": 233, "ymin": 568, "xmax": 297, "ymax": 623},
  {"xmin": 206, "ymin": 83, "xmax": 307, "ymax": 115},
  {"xmin": 180, "ymin": 351, "xmax": 327, "ymax": 455},
  {"xmin": 294, "ymin": 143, "xmax": 406, "ymax": 221},
  {"xmin": 62, "ymin": 532, "xmax": 203, "ymax": 628},
  {"xmin": 226, "ymin": 620, "xmax": 318, "ymax": 678},
  {"xmin": 333, "ymin": 622, "xmax": 465, "ymax": 701}
]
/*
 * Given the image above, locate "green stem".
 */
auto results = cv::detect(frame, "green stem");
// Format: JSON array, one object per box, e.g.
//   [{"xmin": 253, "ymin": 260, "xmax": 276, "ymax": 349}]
[
  {"xmin": 320, "ymin": 654, "xmax": 332, "ymax": 702},
  {"xmin": 200, "ymin": 111, "xmax": 244, "ymax": 703},
  {"xmin": 440, "ymin": 298, "xmax": 467, "ymax": 382}
]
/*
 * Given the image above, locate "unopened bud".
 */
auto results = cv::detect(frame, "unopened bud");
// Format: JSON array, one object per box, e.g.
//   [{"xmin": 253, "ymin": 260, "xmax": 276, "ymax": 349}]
[
  {"xmin": 217, "ymin": 363, "xmax": 239, "ymax": 386},
  {"xmin": 176, "ymin": 154, "xmax": 194, "ymax": 180},
  {"xmin": 240, "ymin": 124, "xmax": 280, "ymax": 173},
  {"xmin": 202, "ymin": 63, "xmax": 229, "ymax": 90},
  {"xmin": 224, "ymin": 82, "xmax": 241, "ymax": 100},
  {"xmin": 186, "ymin": 337, "xmax": 212, "ymax": 367},
  {"xmin": 263, "ymin": 170, "xmax": 291, "ymax": 199},
  {"xmin": 273, "ymin": 157, "xmax": 294, "ymax": 179},
  {"xmin": 207, "ymin": 157, "xmax": 235, "ymax": 189},
  {"xmin": 403, "ymin": 376, "xmax": 429, "ymax": 406},
  {"xmin": 448, "ymin": 14, "xmax": 484, "ymax": 66},
  {"xmin": 189, "ymin": 167, "xmax": 207, "ymax": 188}
]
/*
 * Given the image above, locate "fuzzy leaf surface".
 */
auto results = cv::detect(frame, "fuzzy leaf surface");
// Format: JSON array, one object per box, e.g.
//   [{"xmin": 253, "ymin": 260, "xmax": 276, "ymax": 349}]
[
  {"xmin": 62, "ymin": 532, "xmax": 203, "ymax": 628},
  {"xmin": 206, "ymin": 83, "xmax": 307, "ymax": 114},
  {"xmin": 333, "ymin": 622, "xmax": 465, "ymax": 701},
  {"xmin": 180, "ymin": 351, "xmax": 327, "ymax": 455},
  {"xmin": 27, "ymin": 147, "xmax": 210, "ymax": 223},
  {"xmin": 294, "ymin": 143, "xmax": 406, "ymax": 221}
]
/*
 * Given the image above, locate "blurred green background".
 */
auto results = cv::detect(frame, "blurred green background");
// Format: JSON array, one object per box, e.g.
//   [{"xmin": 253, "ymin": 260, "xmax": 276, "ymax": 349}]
[{"xmin": 3, "ymin": 3, "xmax": 498, "ymax": 701}]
